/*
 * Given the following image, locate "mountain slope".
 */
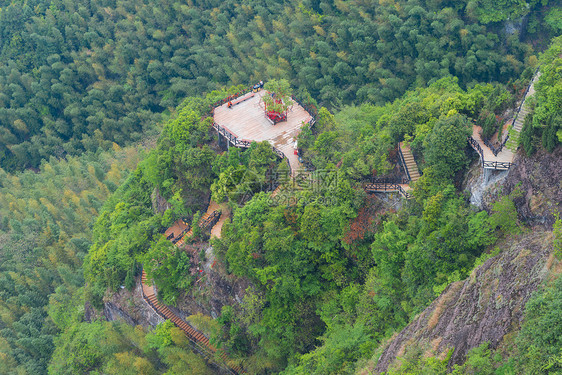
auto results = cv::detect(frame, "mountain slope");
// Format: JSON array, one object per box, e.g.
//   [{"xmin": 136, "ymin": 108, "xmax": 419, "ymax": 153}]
[{"xmin": 372, "ymin": 229, "xmax": 554, "ymax": 373}]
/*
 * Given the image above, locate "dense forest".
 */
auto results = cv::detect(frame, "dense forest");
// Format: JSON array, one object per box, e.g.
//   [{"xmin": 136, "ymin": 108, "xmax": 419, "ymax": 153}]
[
  {"xmin": 0, "ymin": 0, "xmax": 561, "ymax": 374},
  {"xmin": 1, "ymin": 0, "xmax": 552, "ymax": 171}
]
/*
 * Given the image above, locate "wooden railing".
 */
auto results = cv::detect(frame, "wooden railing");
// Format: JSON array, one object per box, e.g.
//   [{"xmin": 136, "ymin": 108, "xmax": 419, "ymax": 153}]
[
  {"xmin": 291, "ymin": 95, "xmax": 317, "ymax": 128},
  {"xmin": 371, "ymin": 177, "xmax": 410, "ymax": 184},
  {"xmin": 171, "ymin": 225, "xmax": 191, "ymax": 245},
  {"xmin": 291, "ymin": 95, "xmax": 318, "ymax": 116},
  {"xmin": 200, "ymin": 210, "xmax": 221, "ymax": 232},
  {"xmin": 271, "ymin": 145, "xmax": 285, "ymax": 159},
  {"xmin": 364, "ymin": 182, "xmax": 412, "ymax": 199},
  {"xmin": 209, "ymin": 87, "xmax": 253, "ymax": 113},
  {"xmin": 483, "ymin": 137, "xmax": 502, "ymax": 157},
  {"xmin": 212, "ymin": 122, "xmax": 292, "ymax": 171},
  {"xmin": 213, "ymin": 122, "xmax": 248, "ymax": 148},
  {"xmin": 468, "ymin": 136, "xmax": 515, "ymax": 169}
]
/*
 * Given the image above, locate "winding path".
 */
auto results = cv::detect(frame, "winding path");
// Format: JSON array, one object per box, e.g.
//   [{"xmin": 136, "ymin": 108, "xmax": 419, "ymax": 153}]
[
  {"xmin": 141, "ymin": 203, "xmax": 243, "ymax": 374},
  {"xmin": 469, "ymin": 71, "xmax": 541, "ymax": 170}
]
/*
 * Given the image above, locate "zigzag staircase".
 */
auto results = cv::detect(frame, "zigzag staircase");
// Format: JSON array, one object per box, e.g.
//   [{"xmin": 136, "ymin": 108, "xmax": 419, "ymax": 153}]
[
  {"xmin": 363, "ymin": 143, "xmax": 420, "ymax": 199},
  {"xmin": 175, "ymin": 201, "xmax": 220, "ymax": 247},
  {"xmin": 141, "ymin": 202, "xmax": 243, "ymax": 373}
]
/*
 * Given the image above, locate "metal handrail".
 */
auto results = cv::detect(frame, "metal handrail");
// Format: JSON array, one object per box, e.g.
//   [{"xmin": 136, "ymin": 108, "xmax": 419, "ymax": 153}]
[
  {"xmin": 140, "ymin": 272, "xmax": 240, "ymax": 374},
  {"xmin": 482, "ymin": 137, "xmax": 502, "ymax": 157},
  {"xmin": 468, "ymin": 136, "xmax": 485, "ymax": 167},
  {"xmin": 397, "ymin": 145, "xmax": 412, "ymax": 181},
  {"xmin": 364, "ymin": 182, "xmax": 412, "ymax": 199}
]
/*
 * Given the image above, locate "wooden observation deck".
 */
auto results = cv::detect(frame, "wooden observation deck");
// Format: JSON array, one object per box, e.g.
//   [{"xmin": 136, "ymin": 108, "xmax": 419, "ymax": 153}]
[{"xmin": 213, "ymin": 90, "xmax": 313, "ymax": 174}]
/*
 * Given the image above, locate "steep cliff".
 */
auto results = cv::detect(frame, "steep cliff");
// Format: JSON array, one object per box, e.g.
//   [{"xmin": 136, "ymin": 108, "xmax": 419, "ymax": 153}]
[
  {"xmin": 371, "ymin": 230, "xmax": 554, "ymax": 373},
  {"xmin": 368, "ymin": 146, "xmax": 562, "ymax": 373}
]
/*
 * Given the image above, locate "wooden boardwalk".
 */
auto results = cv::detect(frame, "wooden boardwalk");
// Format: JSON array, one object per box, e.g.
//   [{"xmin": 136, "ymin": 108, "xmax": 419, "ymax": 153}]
[
  {"xmin": 141, "ymin": 202, "xmax": 242, "ymax": 373},
  {"xmin": 364, "ymin": 182, "xmax": 412, "ymax": 198},
  {"xmin": 214, "ymin": 90, "xmax": 312, "ymax": 174},
  {"xmin": 141, "ymin": 270, "xmax": 242, "ymax": 374},
  {"xmin": 175, "ymin": 200, "xmax": 221, "ymax": 247},
  {"xmin": 469, "ymin": 72, "xmax": 540, "ymax": 170}
]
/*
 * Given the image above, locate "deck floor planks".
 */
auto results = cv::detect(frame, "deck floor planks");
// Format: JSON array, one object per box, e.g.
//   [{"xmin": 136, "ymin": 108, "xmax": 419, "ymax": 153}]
[
  {"xmin": 471, "ymin": 125, "xmax": 515, "ymax": 164},
  {"xmin": 214, "ymin": 90, "xmax": 311, "ymax": 174},
  {"xmin": 164, "ymin": 220, "xmax": 188, "ymax": 240}
]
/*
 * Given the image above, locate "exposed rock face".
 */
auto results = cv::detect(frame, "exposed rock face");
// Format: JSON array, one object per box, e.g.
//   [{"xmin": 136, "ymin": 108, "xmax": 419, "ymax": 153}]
[
  {"xmin": 374, "ymin": 230, "xmax": 553, "ymax": 373},
  {"xmin": 502, "ymin": 147, "xmax": 562, "ymax": 227},
  {"xmin": 464, "ymin": 146, "xmax": 561, "ymax": 222},
  {"xmin": 175, "ymin": 244, "xmax": 251, "ymax": 320},
  {"xmin": 463, "ymin": 159, "xmax": 508, "ymax": 209},
  {"xmin": 151, "ymin": 187, "xmax": 171, "ymax": 215},
  {"xmin": 85, "ymin": 276, "xmax": 164, "ymax": 328}
]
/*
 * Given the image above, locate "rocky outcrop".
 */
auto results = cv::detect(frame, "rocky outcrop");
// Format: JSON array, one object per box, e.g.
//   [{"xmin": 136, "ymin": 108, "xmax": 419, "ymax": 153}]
[
  {"xmin": 463, "ymin": 159, "xmax": 508, "ymax": 209},
  {"xmin": 151, "ymin": 187, "xmax": 171, "ymax": 215},
  {"xmin": 502, "ymin": 146, "xmax": 562, "ymax": 227},
  {"xmin": 175, "ymin": 244, "xmax": 251, "ymax": 320},
  {"xmin": 464, "ymin": 146, "xmax": 562, "ymax": 224},
  {"xmin": 373, "ymin": 230, "xmax": 554, "ymax": 373},
  {"xmin": 85, "ymin": 276, "xmax": 164, "ymax": 328}
]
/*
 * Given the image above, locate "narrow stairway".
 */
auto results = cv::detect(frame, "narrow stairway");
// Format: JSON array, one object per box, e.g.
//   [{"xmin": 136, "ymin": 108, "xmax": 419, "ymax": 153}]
[
  {"xmin": 144, "ymin": 202, "xmax": 242, "ymax": 373},
  {"xmin": 512, "ymin": 106, "xmax": 530, "ymax": 133},
  {"xmin": 399, "ymin": 142, "xmax": 420, "ymax": 182},
  {"xmin": 505, "ymin": 105, "xmax": 530, "ymax": 151},
  {"xmin": 141, "ymin": 269, "xmax": 243, "ymax": 373},
  {"xmin": 504, "ymin": 71, "xmax": 540, "ymax": 152},
  {"xmin": 270, "ymin": 185, "xmax": 282, "ymax": 198},
  {"xmin": 175, "ymin": 201, "xmax": 220, "ymax": 247}
]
